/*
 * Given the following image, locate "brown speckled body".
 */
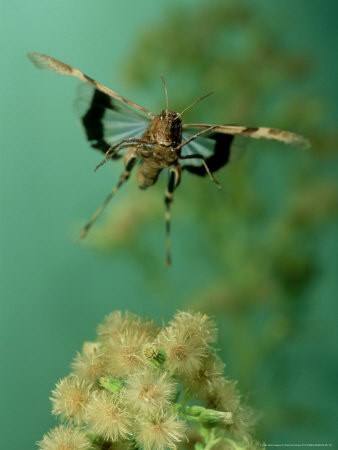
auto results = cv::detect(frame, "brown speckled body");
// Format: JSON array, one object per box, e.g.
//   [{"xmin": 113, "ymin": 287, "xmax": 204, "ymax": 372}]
[{"xmin": 134, "ymin": 109, "xmax": 182, "ymax": 188}]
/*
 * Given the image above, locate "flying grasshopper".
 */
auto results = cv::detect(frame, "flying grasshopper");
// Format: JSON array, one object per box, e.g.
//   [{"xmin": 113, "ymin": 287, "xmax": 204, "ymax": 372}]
[{"xmin": 27, "ymin": 52, "xmax": 310, "ymax": 266}]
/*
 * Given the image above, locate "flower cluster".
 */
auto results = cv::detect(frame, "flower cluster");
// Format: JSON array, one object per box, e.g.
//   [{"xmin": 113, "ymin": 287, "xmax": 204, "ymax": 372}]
[{"xmin": 38, "ymin": 311, "xmax": 261, "ymax": 449}]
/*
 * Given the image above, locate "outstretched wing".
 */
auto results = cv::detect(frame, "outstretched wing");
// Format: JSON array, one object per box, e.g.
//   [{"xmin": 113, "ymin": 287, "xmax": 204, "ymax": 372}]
[
  {"xmin": 180, "ymin": 123, "xmax": 310, "ymax": 176},
  {"xmin": 27, "ymin": 52, "xmax": 155, "ymax": 118},
  {"xmin": 183, "ymin": 123, "xmax": 310, "ymax": 149},
  {"xmin": 74, "ymin": 83, "xmax": 151, "ymax": 155},
  {"xmin": 27, "ymin": 52, "xmax": 152, "ymax": 156}
]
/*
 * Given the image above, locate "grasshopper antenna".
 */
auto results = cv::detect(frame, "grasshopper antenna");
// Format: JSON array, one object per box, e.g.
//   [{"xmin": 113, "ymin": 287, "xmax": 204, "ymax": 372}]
[
  {"xmin": 161, "ymin": 75, "xmax": 169, "ymax": 110},
  {"xmin": 178, "ymin": 92, "xmax": 214, "ymax": 118}
]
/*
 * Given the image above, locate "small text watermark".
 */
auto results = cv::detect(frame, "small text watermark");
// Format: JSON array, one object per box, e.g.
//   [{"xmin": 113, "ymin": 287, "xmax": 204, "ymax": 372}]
[{"xmin": 260, "ymin": 444, "xmax": 332, "ymax": 448}]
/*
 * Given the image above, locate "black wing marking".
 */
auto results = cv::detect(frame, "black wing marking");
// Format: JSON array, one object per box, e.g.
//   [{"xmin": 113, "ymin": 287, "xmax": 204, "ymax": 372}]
[
  {"xmin": 80, "ymin": 88, "xmax": 113, "ymax": 152},
  {"xmin": 180, "ymin": 129, "xmax": 237, "ymax": 175},
  {"xmin": 74, "ymin": 83, "xmax": 151, "ymax": 156}
]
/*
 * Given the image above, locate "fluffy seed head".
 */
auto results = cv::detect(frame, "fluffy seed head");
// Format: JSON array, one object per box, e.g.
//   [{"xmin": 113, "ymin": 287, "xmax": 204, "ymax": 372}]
[
  {"xmin": 97, "ymin": 311, "xmax": 158, "ymax": 377},
  {"xmin": 171, "ymin": 311, "xmax": 217, "ymax": 345},
  {"xmin": 71, "ymin": 341, "xmax": 106, "ymax": 382},
  {"xmin": 85, "ymin": 390, "xmax": 132, "ymax": 442},
  {"xmin": 125, "ymin": 369, "xmax": 176, "ymax": 415},
  {"xmin": 135, "ymin": 412, "xmax": 186, "ymax": 450},
  {"xmin": 103, "ymin": 327, "xmax": 154, "ymax": 377},
  {"xmin": 206, "ymin": 378, "xmax": 241, "ymax": 414},
  {"xmin": 97, "ymin": 311, "xmax": 157, "ymax": 342},
  {"xmin": 51, "ymin": 376, "xmax": 92, "ymax": 425},
  {"xmin": 37, "ymin": 424, "xmax": 92, "ymax": 450},
  {"xmin": 157, "ymin": 322, "xmax": 208, "ymax": 377},
  {"xmin": 184, "ymin": 353, "xmax": 225, "ymax": 398}
]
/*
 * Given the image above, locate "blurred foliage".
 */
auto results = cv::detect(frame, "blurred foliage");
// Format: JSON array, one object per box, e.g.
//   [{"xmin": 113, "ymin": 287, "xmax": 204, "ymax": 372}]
[{"xmin": 84, "ymin": 0, "xmax": 337, "ymax": 444}]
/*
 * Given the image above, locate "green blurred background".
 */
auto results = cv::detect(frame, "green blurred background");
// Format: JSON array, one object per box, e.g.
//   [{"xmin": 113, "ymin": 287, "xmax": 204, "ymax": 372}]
[{"xmin": 1, "ymin": 0, "xmax": 337, "ymax": 448}]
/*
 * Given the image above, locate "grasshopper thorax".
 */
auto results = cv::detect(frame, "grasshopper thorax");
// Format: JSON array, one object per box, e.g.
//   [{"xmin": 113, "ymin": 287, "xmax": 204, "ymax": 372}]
[{"xmin": 150, "ymin": 109, "xmax": 182, "ymax": 147}]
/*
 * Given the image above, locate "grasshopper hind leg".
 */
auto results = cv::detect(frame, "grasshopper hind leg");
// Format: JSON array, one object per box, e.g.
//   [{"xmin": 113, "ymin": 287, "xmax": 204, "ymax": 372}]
[
  {"xmin": 80, "ymin": 151, "xmax": 137, "ymax": 239},
  {"xmin": 164, "ymin": 166, "xmax": 181, "ymax": 267}
]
